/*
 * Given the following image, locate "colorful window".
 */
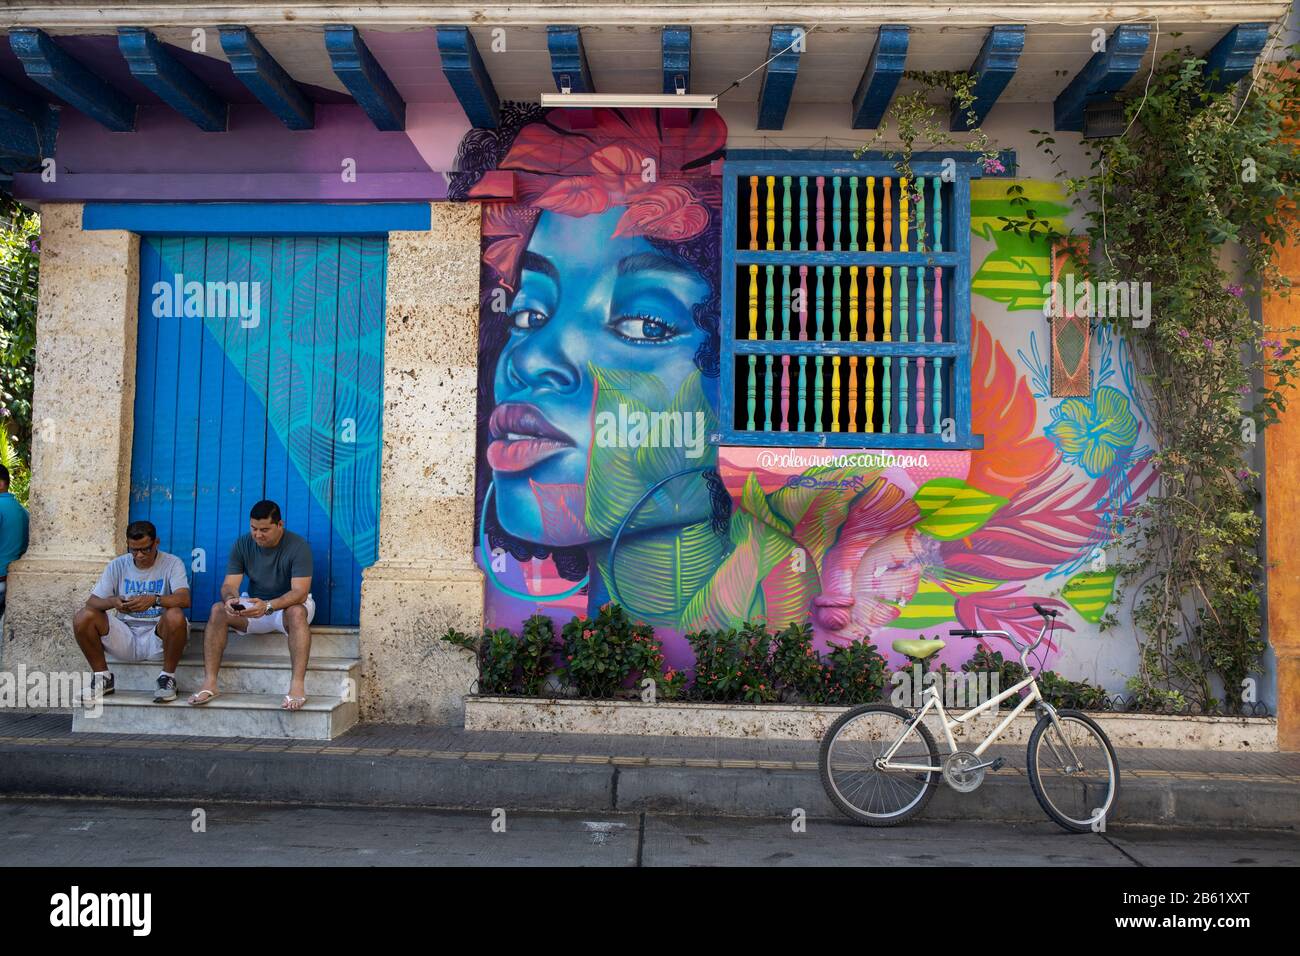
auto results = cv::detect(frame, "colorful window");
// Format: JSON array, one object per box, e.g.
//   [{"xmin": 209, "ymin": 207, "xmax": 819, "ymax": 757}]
[{"xmin": 719, "ymin": 160, "xmax": 981, "ymax": 449}]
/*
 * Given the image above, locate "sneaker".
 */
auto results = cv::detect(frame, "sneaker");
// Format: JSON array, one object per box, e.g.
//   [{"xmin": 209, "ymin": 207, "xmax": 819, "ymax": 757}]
[
  {"xmin": 83, "ymin": 673, "xmax": 114, "ymax": 705},
  {"xmin": 153, "ymin": 674, "xmax": 177, "ymax": 703}
]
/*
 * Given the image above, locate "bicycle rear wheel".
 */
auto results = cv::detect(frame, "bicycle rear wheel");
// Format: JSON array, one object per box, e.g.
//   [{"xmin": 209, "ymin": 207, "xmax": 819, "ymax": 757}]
[
  {"xmin": 819, "ymin": 704, "xmax": 940, "ymax": 827},
  {"xmin": 1027, "ymin": 709, "xmax": 1120, "ymax": 833}
]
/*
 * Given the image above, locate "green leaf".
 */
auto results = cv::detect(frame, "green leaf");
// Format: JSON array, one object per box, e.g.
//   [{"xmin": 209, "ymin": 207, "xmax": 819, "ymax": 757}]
[{"xmin": 913, "ymin": 478, "xmax": 1007, "ymax": 540}]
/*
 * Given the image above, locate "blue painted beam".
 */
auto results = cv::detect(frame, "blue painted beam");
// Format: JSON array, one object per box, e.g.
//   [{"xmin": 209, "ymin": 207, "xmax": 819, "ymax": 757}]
[
  {"xmin": 435, "ymin": 25, "xmax": 499, "ymax": 128},
  {"xmin": 1204, "ymin": 23, "xmax": 1270, "ymax": 93},
  {"xmin": 8, "ymin": 28, "xmax": 135, "ymax": 132},
  {"xmin": 547, "ymin": 25, "xmax": 593, "ymax": 93},
  {"xmin": 1053, "ymin": 24, "xmax": 1151, "ymax": 132},
  {"xmin": 325, "ymin": 25, "xmax": 405, "ymax": 131},
  {"xmin": 0, "ymin": 78, "xmax": 58, "ymax": 168},
  {"xmin": 117, "ymin": 28, "xmax": 226, "ymax": 132},
  {"xmin": 851, "ymin": 25, "xmax": 909, "ymax": 129},
  {"xmin": 1, "ymin": 78, "xmax": 38, "ymax": 161},
  {"xmin": 757, "ymin": 25, "xmax": 804, "ymax": 130},
  {"xmin": 951, "ymin": 25, "xmax": 1025, "ymax": 131},
  {"xmin": 662, "ymin": 26, "xmax": 691, "ymax": 94},
  {"xmin": 83, "ymin": 202, "xmax": 432, "ymax": 235},
  {"xmin": 218, "ymin": 26, "xmax": 313, "ymax": 130}
]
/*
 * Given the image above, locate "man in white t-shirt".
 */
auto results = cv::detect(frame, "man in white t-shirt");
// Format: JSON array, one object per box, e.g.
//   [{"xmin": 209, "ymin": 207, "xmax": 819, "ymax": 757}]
[{"xmin": 73, "ymin": 520, "xmax": 191, "ymax": 704}]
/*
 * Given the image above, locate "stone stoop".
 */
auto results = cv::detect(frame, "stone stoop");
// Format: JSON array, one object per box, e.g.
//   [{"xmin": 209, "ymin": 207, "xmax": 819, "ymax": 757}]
[{"xmin": 71, "ymin": 624, "xmax": 361, "ymax": 740}]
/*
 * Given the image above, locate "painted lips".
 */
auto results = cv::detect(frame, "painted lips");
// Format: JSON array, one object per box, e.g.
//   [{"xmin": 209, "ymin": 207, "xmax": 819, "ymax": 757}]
[{"xmin": 487, "ymin": 402, "xmax": 575, "ymax": 473}]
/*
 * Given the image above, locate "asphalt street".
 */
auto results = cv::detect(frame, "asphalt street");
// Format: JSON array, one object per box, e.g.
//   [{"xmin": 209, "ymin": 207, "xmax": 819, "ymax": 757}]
[{"xmin": 1, "ymin": 799, "xmax": 1296, "ymax": 867}]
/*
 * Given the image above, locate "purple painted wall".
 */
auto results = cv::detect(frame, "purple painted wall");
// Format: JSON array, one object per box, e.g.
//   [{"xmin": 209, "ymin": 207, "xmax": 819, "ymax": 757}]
[{"xmin": 6, "ymin": 30, "xmax": 471, "ymax": 202}]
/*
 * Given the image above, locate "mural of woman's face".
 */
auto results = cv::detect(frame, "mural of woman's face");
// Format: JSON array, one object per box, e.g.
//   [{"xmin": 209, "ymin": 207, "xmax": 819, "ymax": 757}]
[{"xmin": 490, "ymin": 207, "xmax": 713, "ymax": 546}]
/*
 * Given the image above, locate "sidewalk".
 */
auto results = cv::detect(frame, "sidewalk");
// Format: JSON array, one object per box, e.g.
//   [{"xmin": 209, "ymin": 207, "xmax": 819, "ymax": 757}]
[{"xmin": 1, "ymin": 710, "xmax": 1297, "ymax": 830}]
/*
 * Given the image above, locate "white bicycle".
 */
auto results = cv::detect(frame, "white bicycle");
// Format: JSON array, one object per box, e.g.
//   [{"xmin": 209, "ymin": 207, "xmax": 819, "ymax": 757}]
[{"xmin": 819, "ymin": 604, "xmax": 1120, "ymax": 832}]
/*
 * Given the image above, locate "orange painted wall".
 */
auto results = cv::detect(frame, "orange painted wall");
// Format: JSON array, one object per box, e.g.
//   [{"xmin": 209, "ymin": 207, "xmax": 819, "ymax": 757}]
[{"xmin": 1265, "ymin": 67, "xmax": 1300, "ymax": 750}]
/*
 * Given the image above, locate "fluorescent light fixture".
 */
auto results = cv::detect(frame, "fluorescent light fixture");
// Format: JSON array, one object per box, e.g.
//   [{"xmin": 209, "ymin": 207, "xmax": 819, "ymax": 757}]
[{"xmin": 539, "ymin": 92, "xmax": 718, "ymax": 109}]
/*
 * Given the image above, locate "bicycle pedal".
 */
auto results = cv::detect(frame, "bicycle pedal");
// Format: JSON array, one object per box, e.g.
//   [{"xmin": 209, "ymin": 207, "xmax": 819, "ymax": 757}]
[{"xmin": 989, "ymin": 758, "xmax": 1006, "ymax": 772}]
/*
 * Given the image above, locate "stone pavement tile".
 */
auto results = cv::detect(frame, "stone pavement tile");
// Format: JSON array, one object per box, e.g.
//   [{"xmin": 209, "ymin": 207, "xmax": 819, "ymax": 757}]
[{"xmin": 640, "ymin": 816, "xmax": 1131, "ymax": 867}]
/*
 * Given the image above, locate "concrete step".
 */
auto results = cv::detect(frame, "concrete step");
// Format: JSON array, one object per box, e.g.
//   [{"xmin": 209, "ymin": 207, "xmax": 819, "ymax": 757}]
[
  {"xmin": 72, "ymin": 691, "xmax": 358, "ymax": 740},
  {"xmin": 109, "ymin": 656, "xmax": 359, "ymax": 698},
  {"xmin": 183, "ymin": 624, "xmax": 359, "ymax": 659}
]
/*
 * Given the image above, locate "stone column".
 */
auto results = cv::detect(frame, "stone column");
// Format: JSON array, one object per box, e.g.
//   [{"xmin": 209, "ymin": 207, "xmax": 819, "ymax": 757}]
[
  {"xmin": 1267, "ymin": 202, "xmax": 1300, "ymax": 752},
  {"xmin": 4, "ymin": 204, "xmax": 139, "ymax": 676},
  {"xmin": 358, "ymin": 203, "xmax": 483, "ymax": 724}
]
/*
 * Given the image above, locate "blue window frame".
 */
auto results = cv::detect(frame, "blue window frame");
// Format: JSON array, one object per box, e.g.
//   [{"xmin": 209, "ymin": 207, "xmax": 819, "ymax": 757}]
[{"xmin": 718, "ymin": 159, "xmax": 982, "ymax": 449}]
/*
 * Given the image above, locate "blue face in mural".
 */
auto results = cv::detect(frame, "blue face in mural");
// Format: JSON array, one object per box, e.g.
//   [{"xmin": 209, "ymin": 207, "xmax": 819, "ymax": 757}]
[{"xmin": 490, "ymin": 207, "xmax": 712, "ymax": 546}]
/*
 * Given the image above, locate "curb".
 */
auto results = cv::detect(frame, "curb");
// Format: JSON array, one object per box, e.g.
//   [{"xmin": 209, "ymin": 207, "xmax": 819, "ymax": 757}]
[{"xmin": 0, "ymin": 742, "xmax": 1295, "ymax": 830}]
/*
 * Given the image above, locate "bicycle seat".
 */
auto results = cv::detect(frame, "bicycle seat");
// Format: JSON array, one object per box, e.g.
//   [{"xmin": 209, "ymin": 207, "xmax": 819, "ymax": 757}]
[{"xmin": 891, "ymin": 638, "xmax": 946, "ymax": 660}]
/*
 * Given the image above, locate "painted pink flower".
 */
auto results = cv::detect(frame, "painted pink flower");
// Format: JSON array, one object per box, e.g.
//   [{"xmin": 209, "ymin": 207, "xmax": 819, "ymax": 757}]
[{"xmin": 473, "ymin": 108, "xmax": 726, "ymax": 290}]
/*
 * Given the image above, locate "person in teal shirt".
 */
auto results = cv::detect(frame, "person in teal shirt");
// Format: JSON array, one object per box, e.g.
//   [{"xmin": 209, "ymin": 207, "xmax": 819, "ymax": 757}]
[{"xmin": 0, "ymin": 465, "xmax": 30, "ymax": 616}]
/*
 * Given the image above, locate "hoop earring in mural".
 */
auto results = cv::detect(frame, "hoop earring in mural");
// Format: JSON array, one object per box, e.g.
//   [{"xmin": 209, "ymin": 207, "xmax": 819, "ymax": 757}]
[
  {"xmin": 478, "ymin": 481, "xmax": 591, "ymax": 601},
  {"xmin": 606, "ymin": 467, "xmax": 714, "ymax": 617}
]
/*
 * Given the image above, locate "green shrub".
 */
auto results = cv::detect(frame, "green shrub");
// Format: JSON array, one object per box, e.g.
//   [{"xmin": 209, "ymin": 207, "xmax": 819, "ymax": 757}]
[
  {"xmin": 771, "ymin": 621, "xmax": 821, "ymax": 700},
  {"xmin": 440, "ymin": 617, "xmax": 556, "ymax": 696},
  {"xmin": 560, "ymin": 603, "xmax": 664, "ymax": 698},
  {"xmin": 817, "ymin": 639, "xmax": 888, "ymax": 705},
  {"xmin": 686, "ymin": 620, "xmax": 775, "ymax": 703}
]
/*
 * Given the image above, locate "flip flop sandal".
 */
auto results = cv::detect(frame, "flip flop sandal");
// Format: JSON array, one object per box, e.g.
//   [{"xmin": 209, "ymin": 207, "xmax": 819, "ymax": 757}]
[
  {"xmin": 282, "ymin": 696, "xmax": 307, "ymax": 711},
  {"xmin": 188, "ymin": 689, "xmax": 219, "ymax": 706}
]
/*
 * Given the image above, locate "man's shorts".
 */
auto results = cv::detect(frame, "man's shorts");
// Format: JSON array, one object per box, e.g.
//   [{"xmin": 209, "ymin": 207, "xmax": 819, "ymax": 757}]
[
  {"xmin": 103, "ymin": 616, "xmax": 166, "ymax": 662},
  {"xmin": 237, "ymin": 594, "xmax": 316, "ymax": 636}
]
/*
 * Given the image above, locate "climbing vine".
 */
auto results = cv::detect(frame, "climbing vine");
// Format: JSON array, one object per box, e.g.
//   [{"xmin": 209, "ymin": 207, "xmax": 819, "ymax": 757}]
[
  {"xmin": 854, "ymin": 70, "xmax": 1005, "ymax": 191},
  {"xmin": 1003, "ymin": 43, "xmax": 1300, "ymax": 711}
]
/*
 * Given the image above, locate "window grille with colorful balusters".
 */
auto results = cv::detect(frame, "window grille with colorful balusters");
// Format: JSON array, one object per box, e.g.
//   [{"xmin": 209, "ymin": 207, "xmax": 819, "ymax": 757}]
[{"xmin": 718, "ymin": 161, "xmax": 982, "ymax": 449}]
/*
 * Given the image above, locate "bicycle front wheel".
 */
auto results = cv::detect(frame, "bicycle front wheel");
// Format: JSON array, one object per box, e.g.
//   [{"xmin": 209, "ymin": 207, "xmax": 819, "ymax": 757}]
[
  {"xmin": 819, "ymin": 704, "xmax": 940, "ymax": 827},
  {"xmin": 1027, "ymin": 709, "xmax": 1120, "ymax": 833}
]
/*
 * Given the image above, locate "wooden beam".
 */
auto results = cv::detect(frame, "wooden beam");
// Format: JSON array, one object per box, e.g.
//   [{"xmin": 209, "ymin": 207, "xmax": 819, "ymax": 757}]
[
  {"xmin": 662, "ymin": 26, "xmax": 691, "ymax": 94},
  {"xmin": 117, "ymin": 27, "xmax": 226, "ymax": 132},
  {"xmin": 325, "ymin": 25, "xmax": 405, "ymax": 131},
  {"xmin": 1204, "ymin": 22, "xmax": 1271, "ymax": 92},
  {"xmin": 1053, "ymin": 23, "xmax": 1151, "ymax": 132},
  {"xmin": 0, "ymin": 76, "xmax": 45, "ymax": 165},
  {"xmin": 218, "ymin": 25, "xmax": 314, "ymax": 130},
  {"xmin": 757, "ymin": 25, "xmax": 804, "ymax": 130},
  {"xmin": 851, "ymin": 24, "xmax": 909, "ymax": 129},
  {"xmin": 8, "ymin": 27, "xmax": 135, "ymax": 132},
  {"xmin": 951, "ymin": 25, "xmax": 1024, "ymax": 131},
  {"xmin": 546, "ymin": 25, "xmax": 593, "ymax": 93},
  {"xmin": 435, "ymin": 25, "xmax": 499, "ymax": 129}
]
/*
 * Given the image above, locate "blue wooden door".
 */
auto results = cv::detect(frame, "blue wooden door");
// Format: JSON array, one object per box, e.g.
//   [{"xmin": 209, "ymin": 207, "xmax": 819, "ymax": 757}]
[{"xmin": 129, "ymin": 235, "xmax": 387, "ymax": 626}]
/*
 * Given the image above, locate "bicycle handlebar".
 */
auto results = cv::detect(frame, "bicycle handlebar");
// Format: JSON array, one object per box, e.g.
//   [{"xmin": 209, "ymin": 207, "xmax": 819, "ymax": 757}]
[{"xmin": 947, "ymin": 604, "xmax": 1059, "ymax": 667}]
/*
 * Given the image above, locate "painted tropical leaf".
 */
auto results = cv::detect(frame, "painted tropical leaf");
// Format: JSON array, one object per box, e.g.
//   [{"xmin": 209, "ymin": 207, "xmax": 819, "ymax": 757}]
[
  {"xmin": 679, "ymin": 511, "xmax": 768, "ymax": 630},
  {"xmin": 1061, "ymin": 569, "xmax": 1118, "ymax": 623},
  {"xmin": 970, "ymin": 180, "xmax": 1070, "ymax": 312},
  {"xmin": 968, "ymin": 318, "xmax": 1058, "ymax": 499},
  {"xmin": 760, "ymin": 549, "xmax": 821, "ymax": 629},
  {"xmin": 913, "ymin": 478, "xmax": 1008, "ymax": 541},
  {"xmin": 782, "ymin": 472, "xmax": 868, "ymax": 575},
  {"xmin": 955, "ymin": 586, "xmax": 1073, "ymax": 651},
  {"xmin": 767, "ymin": 464, "xmax": 877, "ymax": 530},
  {"xmin": 742, "ymin": 471, "xmax": 792, "ymax": 537},
  {"xmin": 583, "ymin": 366, "xmax": 715, "ymax": 540},
  {"xmin": 891, "ymin": 576, "xmax": 1000, "ymax": 629},
  {"xmin": 941, "ymin": 455, "xmax": 1157, "ymax": 580},
  {"xmin": 603, "ymin": 521, "xmax": 728, "ymax": 622}
]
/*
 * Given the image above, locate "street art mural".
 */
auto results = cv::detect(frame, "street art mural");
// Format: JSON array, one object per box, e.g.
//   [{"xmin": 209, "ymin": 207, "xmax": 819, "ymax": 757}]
[{"xmin": 458, "ymin": 111, "xmax": 1155, "ymax": 683}]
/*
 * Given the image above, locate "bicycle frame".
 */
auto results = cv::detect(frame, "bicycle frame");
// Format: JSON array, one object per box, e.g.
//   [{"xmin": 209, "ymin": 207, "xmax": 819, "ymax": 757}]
[
  {"xmin": 880, "ymin": 673, "xmax": 1043, "ymax": 772},
  {"xmin": 879, "ymin": 614, "xmax": 1084, "ymax": 774}
]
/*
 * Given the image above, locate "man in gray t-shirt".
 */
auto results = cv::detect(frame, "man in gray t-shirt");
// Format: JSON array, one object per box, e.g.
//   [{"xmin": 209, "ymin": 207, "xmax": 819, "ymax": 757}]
[
  {"xmin": 74, "ymin": 520, "xmax": 192, "ymax": 703},
  {"xmin": 189, "ymin": 500, "xmax": 316, "ymax": 712}
]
